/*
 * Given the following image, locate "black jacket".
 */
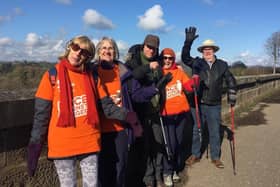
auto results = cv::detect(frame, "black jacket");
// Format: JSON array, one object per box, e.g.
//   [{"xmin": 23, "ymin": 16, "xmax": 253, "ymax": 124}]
[
  {"xmin": 181, "ymin": 42, "xmax": 237, "ymax": 105},
  {"xmin": 125, "ymin": 44, "xmax": 161, "ymax": 85},
  {"xmin": 125, "ymin": 44, "xmax": 163, "ymax": 116}
]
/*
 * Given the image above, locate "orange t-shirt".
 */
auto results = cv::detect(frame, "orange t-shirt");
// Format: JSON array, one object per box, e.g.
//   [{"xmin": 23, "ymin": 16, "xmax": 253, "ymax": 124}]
[
  {"xmin": 96, "ymin": 64, "xmax": 125, "ymax": 133},
  {"xmin": 161, "ymin": 68, "xmax": 191, "ymax": 116},
  {"xmin": 35, "ymin": 64, "xmax": 101, "ymax": 158}
]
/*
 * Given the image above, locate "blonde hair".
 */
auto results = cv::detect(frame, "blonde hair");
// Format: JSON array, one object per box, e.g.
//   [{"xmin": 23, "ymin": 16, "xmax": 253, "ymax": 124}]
[
  {"xmin": 94, "ymin": 36, "xmax": 119, "ymax": 61},
  {"xmin": 59, "ymin": 35, "xmax": 95, "ymax": 62}
]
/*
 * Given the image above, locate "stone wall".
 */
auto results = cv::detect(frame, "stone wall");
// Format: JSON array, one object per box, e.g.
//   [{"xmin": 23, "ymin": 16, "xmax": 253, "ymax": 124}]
[
  {"xmin": 1, "ymin": 74, "xmax": 280, "ymax": 186},
  {"xmin": 221, "ymin": 74, "xmax": 280, "ymax": 117}
]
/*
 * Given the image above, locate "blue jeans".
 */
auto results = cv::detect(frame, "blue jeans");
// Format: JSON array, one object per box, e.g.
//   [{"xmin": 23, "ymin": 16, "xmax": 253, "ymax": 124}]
[
  {"xmin": 190, "ymin": 107, "xmax": 203, "ymax": 158},
  {"xmin": 200, "ymin": 104, "xmax": 221, "ymax": 160}
]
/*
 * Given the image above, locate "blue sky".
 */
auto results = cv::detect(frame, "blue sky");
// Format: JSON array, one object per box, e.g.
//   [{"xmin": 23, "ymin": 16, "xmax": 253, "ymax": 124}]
[{"xmin": 0, "ymin": 0, "xmax": 279, "ymax": 66}]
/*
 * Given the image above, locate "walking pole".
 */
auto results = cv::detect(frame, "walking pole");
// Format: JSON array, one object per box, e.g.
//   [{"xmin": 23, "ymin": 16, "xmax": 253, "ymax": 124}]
[
  {"xmin": 159, "ymin": 115, "xmax": 172, "ymax": 161},
  {"xmin": 229, "ymin": 105, "xmax": 236, "ymax": 175}
]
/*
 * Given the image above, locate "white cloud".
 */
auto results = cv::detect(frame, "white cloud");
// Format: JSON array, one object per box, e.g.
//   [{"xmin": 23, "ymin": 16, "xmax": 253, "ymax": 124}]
[
  {"xmin": 0, "ymin": 37, "xmax": 13, "ymax": 46},
  {"xmin": 0, "ymin": 33, "xmax": 131, "ymax": 62},
  {"xmin": 240, "ymin": 50, "xmax": 250, "ymax": 58},
  {"xmin": 91, "ymin": 38, "xmax": 99, "ymax": 46},
  {"xmin": 0, "ymin": 33, "xmax": 69, "ymax": 62},
  {"xmin": 116, "ymin": 40, "xmax": 129, "ymax": 52},
  {"xmin": 52, "ymin": 40, "xmax": 64, "ymax": 51},
  {"xmin": 137, "ymin": 4, "xmax": 167, "ymax": 32},
  {"xmin": 116, "ymin": 40, "xmax": 129, "ymax": 61},
  {"xmin": 234, "ymin": 50, "xmax": 270, "ymax": 66},
  {"xmin": 83, "ymin": 9, "xmax": 114, "ymax": 30},
  {"xmin": 55, "ymin": 0, "xmax": 72, "ymax": 5},
  {"xmin": 25, "ymin": 33, "xmax": 43, "ymax": 47}
]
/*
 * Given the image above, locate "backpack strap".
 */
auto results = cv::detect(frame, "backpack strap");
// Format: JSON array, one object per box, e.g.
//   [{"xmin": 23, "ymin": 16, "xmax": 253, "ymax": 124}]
[
  {"xmin": 91, "ymin": 64, "xmax": 99, "ymax": 83},
  {"xmin": 48, "ymin": 67, "xmax": 57, "ymax": 86}
]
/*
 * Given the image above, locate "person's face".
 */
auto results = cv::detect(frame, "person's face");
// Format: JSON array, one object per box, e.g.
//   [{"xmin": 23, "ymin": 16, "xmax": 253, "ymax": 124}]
[
  {"xmin": 162, "ymin": 55, "xmax": 174, "ymax": 69},
  {"xmin": 99, "ymin": 40, "xmax": 114, "ymax": 62},
  {"xmin": 143, "ymin": 44, "xmax": 157, "ymax": 59},
  {"xmin": 68, "ymin": 42, "xmax": 91, "ymax": 67},
  {"xmin": 202, "ymin": 47, "xmax": 215, "ymax": 62}
]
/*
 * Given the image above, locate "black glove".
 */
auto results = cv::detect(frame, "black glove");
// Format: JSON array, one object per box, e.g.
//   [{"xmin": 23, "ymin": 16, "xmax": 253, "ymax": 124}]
[
  {"xmin": 227, "ymin": 89, "xmax": 237, "ymax": 106},
  {"xmin": 27, "ymin": 143, "xmax": 43, "ymax": 177},
  {"xmin": 185, "ymin": 26, "xmax": 199, "ymax": 44},
  {"xmin": 156, "ymin": 72, "xmax": 173, "ymax": 91}
]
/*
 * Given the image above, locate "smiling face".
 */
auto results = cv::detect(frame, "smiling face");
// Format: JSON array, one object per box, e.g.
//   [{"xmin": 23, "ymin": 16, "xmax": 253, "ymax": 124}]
[
  {"xmin": 62, "ymin": 36, "xmax": 95, "ymax": 69},
  {"xmin": 67, "ymin": 42, "xmax": 92, "ymax": 67},
  {"xmin": 202, "ymin": 47, "xmax": 215, "ymax": 62},
  {"xmin": 162, "ymin": 55, "xmax": 174, "ymax": 69},
  {"xmin": 98, "ymin": 40, "xmax": 115, "ymax": 62}
]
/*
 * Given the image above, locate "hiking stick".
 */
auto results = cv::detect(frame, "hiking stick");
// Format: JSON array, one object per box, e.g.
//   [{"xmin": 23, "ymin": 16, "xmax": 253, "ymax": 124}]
[
  {"xmin": 159, "ymin": 115, "xmax": 172, "ymax": 161},
  {"xmin": 206, "ymin": 144, "xmax": 209, "ymax": 159},
  {"xmin": 193, "ymin": 87, "xmax": 202, "ymax": 143},
  {"xmin": 230, "ymin": 105, "xmax": 236, "ymax": 175}
]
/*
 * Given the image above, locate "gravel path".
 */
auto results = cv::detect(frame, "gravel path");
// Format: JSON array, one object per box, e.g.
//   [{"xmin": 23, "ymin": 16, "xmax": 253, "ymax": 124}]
[{"xmin": 179, "ymin": 98, "xmax": 280, "ymax": 187}]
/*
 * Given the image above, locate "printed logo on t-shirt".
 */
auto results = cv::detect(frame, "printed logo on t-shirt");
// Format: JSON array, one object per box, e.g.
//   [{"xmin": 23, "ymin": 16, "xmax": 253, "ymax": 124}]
[
  {"xmin": 73, "ymin": 94, "xmax": 88, "ymax": 117},
  {"xmin": 166, "ymin": 80, "xmax": 182, "ymax": 99}
]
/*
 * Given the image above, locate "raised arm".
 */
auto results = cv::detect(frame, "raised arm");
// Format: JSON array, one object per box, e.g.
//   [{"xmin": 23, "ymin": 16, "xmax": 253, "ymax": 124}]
[{"xmin": 181, "ymin": 26, "xmax": 199, "ymax": 67}]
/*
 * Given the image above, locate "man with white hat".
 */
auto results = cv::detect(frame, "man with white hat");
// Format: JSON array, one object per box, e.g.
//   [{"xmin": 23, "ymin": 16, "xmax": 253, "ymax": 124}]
[{"xmin": 181, "ymin": 27, "xmax": 237, "ymax": 169}]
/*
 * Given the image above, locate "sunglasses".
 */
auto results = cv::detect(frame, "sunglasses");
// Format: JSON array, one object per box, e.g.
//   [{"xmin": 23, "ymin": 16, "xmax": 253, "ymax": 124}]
[
  {"xmin": 163, "ymin": 56, "xmax": 174, "ymax": 60},
  {"xmin": 70, "ymin": 43, "xmax": 92, "ymax": 58}
]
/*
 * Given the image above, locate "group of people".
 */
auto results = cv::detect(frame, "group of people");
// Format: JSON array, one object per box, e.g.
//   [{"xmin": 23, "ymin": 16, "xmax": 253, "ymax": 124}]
[{"xmin": 27, "ymin": 26, "xmax": 237, "ymax": 187}]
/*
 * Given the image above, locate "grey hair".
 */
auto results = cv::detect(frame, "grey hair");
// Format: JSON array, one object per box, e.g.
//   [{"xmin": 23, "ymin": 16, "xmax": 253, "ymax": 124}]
[
  {"xmin": 94, "ymin": 36, "xmax": 119, "ymax": 61},
  {"xmin": 58, "ymin": 35, "xmax": 95, "ymax": 62}
]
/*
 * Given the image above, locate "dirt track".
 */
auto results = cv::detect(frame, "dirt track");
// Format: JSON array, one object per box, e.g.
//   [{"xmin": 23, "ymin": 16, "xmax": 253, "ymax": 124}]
[{"xmin": 179, "ymin": 91, "xmax": 280, "ymax": 187}]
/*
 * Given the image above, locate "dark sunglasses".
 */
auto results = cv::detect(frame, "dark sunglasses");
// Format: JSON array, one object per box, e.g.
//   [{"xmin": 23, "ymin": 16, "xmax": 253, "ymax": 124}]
[
  {"xmin": 163, "ymin": 56, "xmax": 174, "ymax": 60},
  {"xmin": 70, "ymin": 43, "xmax": 92, "ymax": 58}
]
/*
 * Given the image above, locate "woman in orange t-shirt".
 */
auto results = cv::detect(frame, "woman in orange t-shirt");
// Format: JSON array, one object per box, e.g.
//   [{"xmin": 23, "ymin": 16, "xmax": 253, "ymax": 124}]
[
  {"xmin": 159, "ymin": 48, "xmax": 197, "ymax": 186},
  {"xmin": 94, "ymin": 37, "xmax": 143, "ymax": 187},
  {"xmin": 27, "ymin": 35, "xmax": 100, "ymax": 187}
]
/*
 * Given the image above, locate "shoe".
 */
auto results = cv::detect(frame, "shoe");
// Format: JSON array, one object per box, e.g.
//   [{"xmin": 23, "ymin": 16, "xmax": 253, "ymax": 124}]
[
  {"xmin": 172, "ymin": 171, "xmax": 181, "ymax": 183},
  {"xmin": 185, "ymin": 155, "xmax": 200, "ymax": 166},
  {"xmin": 163, "ymin": 174, "xmax": 173, "ymax": 187},
  {"xmin": 211, "ymin": 159, "xmax": 224, "ymax": 169}
]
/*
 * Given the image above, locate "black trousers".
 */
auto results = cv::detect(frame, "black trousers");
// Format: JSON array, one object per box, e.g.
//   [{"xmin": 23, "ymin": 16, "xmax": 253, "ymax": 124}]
[{"xmin": 99, "ymin": 130, "xmax": 128, "ymax": 187}]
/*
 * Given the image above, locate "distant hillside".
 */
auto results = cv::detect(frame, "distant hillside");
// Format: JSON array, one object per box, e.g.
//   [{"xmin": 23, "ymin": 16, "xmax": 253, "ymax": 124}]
[
  {"xmin": 0, "ymin": 61, "xmax": 278, "ymax": 101},
  {"xmin": 0, "ymin": 62, "xmax": 55, "ymax": 91}
]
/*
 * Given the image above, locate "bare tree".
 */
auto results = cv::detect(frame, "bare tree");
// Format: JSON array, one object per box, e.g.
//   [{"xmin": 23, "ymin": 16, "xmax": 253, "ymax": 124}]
[{"xmin": 265, "ymin": 31, "xmax": 280, "ymax": 74}]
